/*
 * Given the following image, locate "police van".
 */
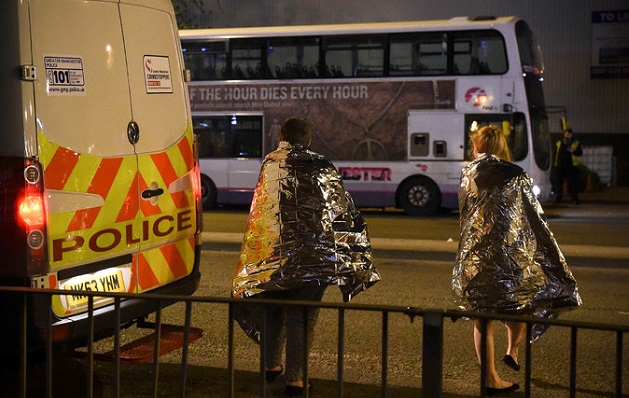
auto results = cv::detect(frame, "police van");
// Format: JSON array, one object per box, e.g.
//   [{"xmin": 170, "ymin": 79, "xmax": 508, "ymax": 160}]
[{"xmin": 0, "ymin": 0, "xmax": 202, "ymax": 348}]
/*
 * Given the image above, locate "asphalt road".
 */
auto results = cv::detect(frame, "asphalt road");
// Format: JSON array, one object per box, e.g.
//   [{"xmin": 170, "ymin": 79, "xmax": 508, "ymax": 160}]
[
  {"xmin": 77, "ymin": 249, "xmax": 628, "ymax": 398},
  {"xmin": 5, "ymin": 187, "xmax": 627, "ymax": 397}
]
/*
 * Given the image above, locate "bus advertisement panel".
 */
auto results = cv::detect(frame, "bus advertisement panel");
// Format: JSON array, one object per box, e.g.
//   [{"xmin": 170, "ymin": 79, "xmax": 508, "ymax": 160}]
[{"xmin": 189, "ymin": 80, "xmax": 455, "ymax": 160}]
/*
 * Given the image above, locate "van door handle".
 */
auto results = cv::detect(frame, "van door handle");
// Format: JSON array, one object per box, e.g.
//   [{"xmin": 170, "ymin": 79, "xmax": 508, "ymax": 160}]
[
  {"xmin": 141, "ymin": 188, "xmax": 164, "ymax": 199},
  {"xmin": 127, "ymin": 120, "xmax": 140, "ymax": 145}
]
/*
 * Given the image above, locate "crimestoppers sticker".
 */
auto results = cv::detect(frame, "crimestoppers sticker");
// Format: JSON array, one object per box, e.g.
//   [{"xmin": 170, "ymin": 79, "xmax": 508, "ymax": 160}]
[
  {"xmin": 143, "ymin": 55, "xmax": 173, "ymax": 93},
  {"xmin": 44, "ymin": 55, "xmax": 86, "ymax": 96}
]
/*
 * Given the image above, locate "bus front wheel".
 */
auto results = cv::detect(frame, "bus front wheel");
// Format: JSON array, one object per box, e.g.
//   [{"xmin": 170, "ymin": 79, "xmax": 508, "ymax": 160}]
[
  {"xmin": 398, "ymin": 177, "xmax": 441, "ymax": 216},
  {"xmin": 200, "ymin": 174, "xmax": 217, "ymax": 210}
]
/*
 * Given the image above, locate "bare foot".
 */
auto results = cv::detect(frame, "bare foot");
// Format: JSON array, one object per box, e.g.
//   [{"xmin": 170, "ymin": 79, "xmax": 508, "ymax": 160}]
[{"xmin": 486, "ymin": 378, "xmax": 515, "ymax": 389}]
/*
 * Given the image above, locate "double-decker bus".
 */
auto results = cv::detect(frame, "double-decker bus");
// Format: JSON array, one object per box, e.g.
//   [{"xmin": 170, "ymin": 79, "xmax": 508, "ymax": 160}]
[{"xmin": 180, "ymin": 16, "xmax": 551, "ymax": 216}]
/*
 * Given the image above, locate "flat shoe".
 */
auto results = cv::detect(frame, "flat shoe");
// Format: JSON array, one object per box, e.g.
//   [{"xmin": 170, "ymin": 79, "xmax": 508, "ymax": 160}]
[
  {"xmin": 265, "ymin": 366, "xmax": 283, "ymax": 382},
  {"xmin": 502, "ymin": 355, "xmax": 520, "ymax": 371},
  {"xmin": 486, "ymin": 383, "xmax": 519, "ymax": 396},
  {"xmin": 285, "ymin": 383, "xmax": 312, "ymax": 396}
]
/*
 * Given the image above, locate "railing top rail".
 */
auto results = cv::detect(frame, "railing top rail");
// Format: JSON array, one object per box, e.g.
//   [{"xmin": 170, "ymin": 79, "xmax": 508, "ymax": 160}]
[{"xmin": 3, "ymin": 285, "xmax": 628, "ymax": 333}]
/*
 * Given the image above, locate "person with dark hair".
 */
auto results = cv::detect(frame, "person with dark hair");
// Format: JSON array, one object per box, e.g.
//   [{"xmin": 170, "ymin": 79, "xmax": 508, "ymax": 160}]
[
  {"xmin": 553, "ymin": 127, "xmax": 583, "ymax": 204},
  {"xmin": 233, "ymin": 117, "xmax": 380, "ymax": 396},
  {"xmin": 453, "ymin": 126, "xmax": 582, "ymax": 396}
]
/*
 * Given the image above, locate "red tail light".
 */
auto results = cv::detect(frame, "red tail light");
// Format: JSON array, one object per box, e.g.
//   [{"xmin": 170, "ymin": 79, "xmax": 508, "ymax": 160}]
[
  {"xmin": 17, "ymin": 162, "xmax": 46, "ymax": 228},
  {"xmin": 192, "ymin": 133, "xmax": 203, "ymax": 237},
  {"xmin": 18, "ymin": 194, "xmax": 45, "ymax": 227},
  {"xmin": 16, "ymin": 160, "xmax": 48, "ymax": 274}
]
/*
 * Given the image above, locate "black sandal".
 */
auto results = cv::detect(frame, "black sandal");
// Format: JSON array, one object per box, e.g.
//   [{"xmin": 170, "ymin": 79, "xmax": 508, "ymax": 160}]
[
  {"xmin": 502, "ymin": 355, "xmax": 520, "ymax": 371},
  {"xmin": 285, "ymin": 383, "xmax": 312, "ymax": 396},
  {"xmin": 486, "ymin": 383, "xmax": 519, "ymax": 396},
  {"xmin": 265, "ymin": 366, "xmax": 283, "ymax": 382}
]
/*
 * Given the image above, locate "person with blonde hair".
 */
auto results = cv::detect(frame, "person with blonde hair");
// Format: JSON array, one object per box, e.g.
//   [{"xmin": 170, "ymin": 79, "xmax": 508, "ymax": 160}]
[
  {"xmin": 453, "ymin": 125, "xmax": 582, "ymax": 396},
  {"xmin": 469, "ymin": 125, "xmax": 512, "ymax": 162}
]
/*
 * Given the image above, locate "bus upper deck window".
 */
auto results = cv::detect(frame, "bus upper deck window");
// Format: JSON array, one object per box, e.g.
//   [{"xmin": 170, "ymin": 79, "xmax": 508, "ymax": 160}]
[{"xmin": 452, "ymin": 30, "xmax": 507, "ymax": 75}]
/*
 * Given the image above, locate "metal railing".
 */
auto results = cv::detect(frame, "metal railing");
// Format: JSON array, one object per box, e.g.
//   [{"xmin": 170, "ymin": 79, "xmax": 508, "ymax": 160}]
[{"xmin": 2, "ymin": 286, "xmax": 627, "ymax": 398}]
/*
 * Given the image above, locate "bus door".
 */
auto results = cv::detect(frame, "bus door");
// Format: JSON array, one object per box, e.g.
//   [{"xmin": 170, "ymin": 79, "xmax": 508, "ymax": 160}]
[
  {"xmin": 463, "ymin": 113, "xmax": 528, "ymax": 163},
  {"xmin": 226, "ymin": 115, "xmax": 264, "ymax": 204},
  {"xmin": 228, "ymin": 158, "xmax": 262, "ymax": 201}
]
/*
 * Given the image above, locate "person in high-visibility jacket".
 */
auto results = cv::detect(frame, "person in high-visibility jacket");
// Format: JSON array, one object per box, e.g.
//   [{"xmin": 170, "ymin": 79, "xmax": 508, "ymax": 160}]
[{"xmin": 553, "ymin": 127, "xmax": 583, "ymax": 204}]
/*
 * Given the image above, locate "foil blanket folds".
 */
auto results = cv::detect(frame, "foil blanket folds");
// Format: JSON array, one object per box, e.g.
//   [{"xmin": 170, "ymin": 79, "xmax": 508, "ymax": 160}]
[
  {"xmin": 452, "ymin": 154, "xmax": 582, "ymax": 340},
  {"xmin": 232, "ymin": 142, "xmax": 381, "ymax": 341}
]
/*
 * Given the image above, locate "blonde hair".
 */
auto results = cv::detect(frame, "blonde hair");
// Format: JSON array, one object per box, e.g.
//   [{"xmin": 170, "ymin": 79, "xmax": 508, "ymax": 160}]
[{"xmin": 470, "ymin": 125, "xmax": 512, "ymax": 162}]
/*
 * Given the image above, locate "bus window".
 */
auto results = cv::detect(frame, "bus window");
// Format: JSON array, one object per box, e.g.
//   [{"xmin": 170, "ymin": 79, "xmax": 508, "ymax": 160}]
[
  {"xmin": 181, "ymin": 40, "xmax": 228, "ymax": 81},
  {"xmin": 453, "ymin": 30, "xmax": 507, "ymax": 75},
  {"xmin": 324, "ymin": 35, "xmax": 385, "ymax": 77},
  {"xmin": 464, "ymin": 113, "xmax": 528, "ymax": 161},
  {"xmin": 516, "ymin": 20, "xmax": 544, "ymax": 76},
  {"xmin": 267, "ymin": 37, "xmax": 320, "ymax": 78},
  {"xmin": 389, "ymin": 32, "xmax": 447, "ymax": 76},
  {"xmin": 231, "ymin": 39, "xmax": 264, "ymax": 79},
  {"xmin": 193, "ymin": 115, "xmax": 263, "ymax": 158}
]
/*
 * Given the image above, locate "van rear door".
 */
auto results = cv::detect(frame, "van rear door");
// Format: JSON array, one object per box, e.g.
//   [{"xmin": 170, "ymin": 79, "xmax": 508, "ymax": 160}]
[
  {"xmin": 119, "ymin": 2, "xmax": 197, "ymax": 294},
  {"xmin": 30, "ymin": 0, "xmax": 139, "ymax": 314},
  {"xmin": 30, "ymin": 0, "xmax": 197, "ymax": 317}
]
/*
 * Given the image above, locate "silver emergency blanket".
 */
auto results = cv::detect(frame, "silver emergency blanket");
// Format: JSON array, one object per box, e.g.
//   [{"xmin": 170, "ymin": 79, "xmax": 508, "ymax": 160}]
[
  {"xmin": 233, "ymin": 141, "xmax": 380, "ymax": 302},
  {"xmin": 453, "ymin": 153, "xmax": 582, "ymax": 339}
]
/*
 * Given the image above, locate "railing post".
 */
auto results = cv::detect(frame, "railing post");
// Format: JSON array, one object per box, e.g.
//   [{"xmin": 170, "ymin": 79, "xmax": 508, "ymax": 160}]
[
  {"xmin": 152, "ymin": 302, "xmax": 162, "ymax": 398},
  {"xmin": 617, "ymin": 331, "xmax": 623, "ymax": 398},
  {"xmin": 46, "ymin": 294, "xmax": 53, "ymax": 398},
  {"xmin": 570, "ymin": 326, "xmax": 577, "ymax": 398},
  {"xmin": 259, "ymin": 305, "xmax": 267, "ymax": 398},
  {"xmin": 179, "ymin": 301, "xmax": 193, "ymax": 398},
  {"xmin": 337, "ymin": 309, "xmax": 345, "ymax": 398},
  {"xmin": 381, "ymin": 311, "xmax": 388, "ymax": 398},
  {"xmin": 228, "ymin": 303, "xmax": 235, "ymax": 398},
  {"xmin": 422, "ymin": 310, "xmax": 443, "ymax": 398},
  {"xmin": 20, "ymin": 292, "xmax": 27, "ymax": 398},
  {"xmin": 524, "ymin": 322, "xmax": 532, "ymax": 398}
]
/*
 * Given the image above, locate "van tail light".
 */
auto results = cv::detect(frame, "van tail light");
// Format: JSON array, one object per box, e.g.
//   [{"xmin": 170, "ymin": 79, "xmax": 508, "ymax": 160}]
[
  {"xmin": 18, "ymin": 194, "xmax": 45, "ymax": 227},
  {"xmin": 191, "ymin": 133, "xmax": 203, "ymax": 239},
  {"xmin": 15, "ymin": 159, "xmax": 48, "ymax": 275}
]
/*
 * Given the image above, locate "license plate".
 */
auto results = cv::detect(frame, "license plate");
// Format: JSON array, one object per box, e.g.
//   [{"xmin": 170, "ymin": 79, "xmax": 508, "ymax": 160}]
[{"xmin": 63, "ymin": 268, "xmax": 125, "ymax": 308}]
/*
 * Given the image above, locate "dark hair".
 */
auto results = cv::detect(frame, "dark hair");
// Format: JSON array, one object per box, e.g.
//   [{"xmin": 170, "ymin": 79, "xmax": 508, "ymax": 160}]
[
  {"xmin": 280, "ymin": 117, "xmax": 312, "ymax": 147},
  {"xmin": 564, "ymin": 127, "xmax": 573, "ymax": 134}
]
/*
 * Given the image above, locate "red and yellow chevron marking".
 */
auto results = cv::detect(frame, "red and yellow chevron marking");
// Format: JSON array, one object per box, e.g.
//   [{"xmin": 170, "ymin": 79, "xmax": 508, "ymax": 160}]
[
  {"xmin": 133, "ymin": 236, "xmax": 196, "ymax": 293},
  {"xmin": 68, "ymin": 157, "xmax": 124, "ymax": 232},
  {"xmin": 38, "ymin": 127, "xmax": 197, "ymax": 278}
]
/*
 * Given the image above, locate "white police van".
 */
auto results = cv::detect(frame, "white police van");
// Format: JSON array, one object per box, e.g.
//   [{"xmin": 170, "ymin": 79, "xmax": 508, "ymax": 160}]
[{"xmin": 0, "ymin": 0, "xmax": 202, "ymax": 351}]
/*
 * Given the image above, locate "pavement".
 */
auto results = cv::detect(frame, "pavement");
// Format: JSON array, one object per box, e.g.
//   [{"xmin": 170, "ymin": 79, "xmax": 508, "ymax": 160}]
[{"xmin": 201, "ymin": 186, "xmax": 629, "ymax": 267}]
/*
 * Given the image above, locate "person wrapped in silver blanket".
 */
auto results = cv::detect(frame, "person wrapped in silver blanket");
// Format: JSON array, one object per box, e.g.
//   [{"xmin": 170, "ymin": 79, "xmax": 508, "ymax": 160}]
[
  {"xmin": 233, "ymin": 117, "xmax": 381, "ymax": 396},
  {"xmin": 452, "ymin": 125, "xmax": 582, "ymax": 396}
]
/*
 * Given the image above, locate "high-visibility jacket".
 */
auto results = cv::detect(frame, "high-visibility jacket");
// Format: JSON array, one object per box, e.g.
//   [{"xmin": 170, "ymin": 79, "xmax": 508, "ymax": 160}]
[{"xmin": 554, "ymin": 139, "xmax": 582, "ymax": 167}]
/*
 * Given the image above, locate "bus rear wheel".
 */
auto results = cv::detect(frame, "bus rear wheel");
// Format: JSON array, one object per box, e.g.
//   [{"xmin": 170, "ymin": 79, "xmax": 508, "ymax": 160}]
[
  {"xmin": 200, "ymin": 174, "xmax": 217, "ymax": 210},
  {"xmin": 398, "ymin": 176, "xmax": 441, "ymax": 216}
]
